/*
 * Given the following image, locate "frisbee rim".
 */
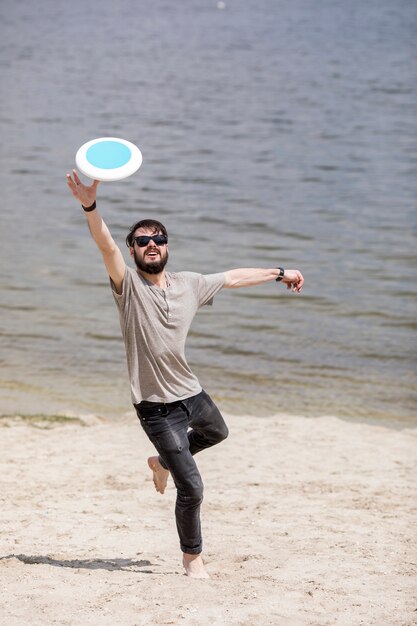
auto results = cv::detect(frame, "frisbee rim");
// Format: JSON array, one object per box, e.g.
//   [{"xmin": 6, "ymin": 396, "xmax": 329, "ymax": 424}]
[{"xmin": 75, "ymin": 137, "xmax": 143, "ymax": 181}]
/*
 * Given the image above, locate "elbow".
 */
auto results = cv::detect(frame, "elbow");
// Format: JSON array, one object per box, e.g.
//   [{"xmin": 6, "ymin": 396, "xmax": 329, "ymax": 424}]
[{"xmin": 223, "ymin": 272, "xmax": 235, "ymax": 288}]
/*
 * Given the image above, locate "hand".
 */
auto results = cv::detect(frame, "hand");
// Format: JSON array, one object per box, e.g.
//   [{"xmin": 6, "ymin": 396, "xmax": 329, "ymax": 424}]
[
  {"xmin": 282, "ymin": 269, "xmax": 304, "ymax": 293},
  {"xmin": 66, "ymin": 169, "xmax": 99, "ymax": 207}
]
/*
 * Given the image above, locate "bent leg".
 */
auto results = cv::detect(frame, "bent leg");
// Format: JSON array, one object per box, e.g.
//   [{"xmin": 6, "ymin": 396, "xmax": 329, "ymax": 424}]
[{"xmin": 184, "ymin": 390, "xmax": 229, "ymax": 456}]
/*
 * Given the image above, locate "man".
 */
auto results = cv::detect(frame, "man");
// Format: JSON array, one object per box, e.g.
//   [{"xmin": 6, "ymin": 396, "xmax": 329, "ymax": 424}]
[{"xmin": 66, "ymin": 170, "xmax": 304, "ymax": 578}]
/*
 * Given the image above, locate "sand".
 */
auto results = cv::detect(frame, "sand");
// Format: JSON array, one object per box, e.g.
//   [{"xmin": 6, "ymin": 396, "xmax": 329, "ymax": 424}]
[{"xmin": 0, "ymin": 411, "xmax": 416, "ymax": 625}]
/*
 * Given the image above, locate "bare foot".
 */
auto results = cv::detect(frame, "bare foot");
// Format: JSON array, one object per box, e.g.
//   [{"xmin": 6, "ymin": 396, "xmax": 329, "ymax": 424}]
[
  {"xmin": 183, "ymin": 553, "xmax": 210, "ymax": 579},
  {"xmin": 147, "ymin": 456, "xmax": 169, "ymax": 494}
]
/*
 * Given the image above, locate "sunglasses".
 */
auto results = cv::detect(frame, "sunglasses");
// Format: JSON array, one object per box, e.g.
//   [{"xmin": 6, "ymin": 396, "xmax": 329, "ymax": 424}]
[{"xmin": 133, "ymin": 234, "xmax": 168, "ymax": 247}]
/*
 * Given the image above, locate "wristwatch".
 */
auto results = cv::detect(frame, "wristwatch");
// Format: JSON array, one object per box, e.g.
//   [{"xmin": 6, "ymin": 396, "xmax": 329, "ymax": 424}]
[{"xmin": 275, "ymin": 267, "xmax": 285, "ymax": 282}]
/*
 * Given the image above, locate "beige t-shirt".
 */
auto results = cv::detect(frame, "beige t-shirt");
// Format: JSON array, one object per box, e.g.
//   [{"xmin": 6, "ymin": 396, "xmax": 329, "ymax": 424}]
[{"xmin": 111, "ymin": 267, "xmax": 225, "ymax": 404}]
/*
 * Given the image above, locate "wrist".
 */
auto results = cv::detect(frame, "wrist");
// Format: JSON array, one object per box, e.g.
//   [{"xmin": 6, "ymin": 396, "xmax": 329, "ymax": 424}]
[{"xmin": 82, "ymin": 200, "xmax": 96, "ymax": 212}]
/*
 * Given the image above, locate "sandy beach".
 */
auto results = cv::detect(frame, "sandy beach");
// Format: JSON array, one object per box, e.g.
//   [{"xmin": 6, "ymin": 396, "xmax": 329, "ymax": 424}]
[{"xmin": 0, "ymin": 411, "xmax": 415, "ymax": 625}]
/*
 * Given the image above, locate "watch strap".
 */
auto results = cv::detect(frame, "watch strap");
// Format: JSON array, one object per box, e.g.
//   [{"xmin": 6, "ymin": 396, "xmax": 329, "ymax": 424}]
[
  {"xmin": 82, "ymin": 201, "xmax": 97, "ymax": 212},
  {"xmin": 275, "ymin": 267, "xmax": 285, "ymax": 282}
]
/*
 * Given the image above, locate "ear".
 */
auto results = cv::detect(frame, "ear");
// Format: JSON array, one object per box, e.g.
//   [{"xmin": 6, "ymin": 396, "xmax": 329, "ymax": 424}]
[{"xmin": 129, "ymin": 246, "xmax": 134, "ymax": 258}]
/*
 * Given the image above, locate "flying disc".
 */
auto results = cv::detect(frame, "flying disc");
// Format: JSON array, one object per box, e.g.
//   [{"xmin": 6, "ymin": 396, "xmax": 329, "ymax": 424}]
[{"xmin": 75, "ymin": 137, "xmax": 142, "ymax": 181}]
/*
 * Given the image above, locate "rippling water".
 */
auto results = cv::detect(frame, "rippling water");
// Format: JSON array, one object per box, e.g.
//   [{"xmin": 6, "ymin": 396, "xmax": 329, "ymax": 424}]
[{"xmin": 1, "ymin": 0, "xmax": 416, "ymax": 422}]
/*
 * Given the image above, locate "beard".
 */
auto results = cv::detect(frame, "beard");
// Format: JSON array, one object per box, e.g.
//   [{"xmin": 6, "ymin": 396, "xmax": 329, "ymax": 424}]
[{"xmin": 134, "ymin": 248, "xmax": 169, "ymax": 275}]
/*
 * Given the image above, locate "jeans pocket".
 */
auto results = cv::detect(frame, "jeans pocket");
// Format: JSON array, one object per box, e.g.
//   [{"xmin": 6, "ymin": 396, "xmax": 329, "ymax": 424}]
[{"xmin": 135, "ymin": 405, "xmax": 171, "ymax": 440}]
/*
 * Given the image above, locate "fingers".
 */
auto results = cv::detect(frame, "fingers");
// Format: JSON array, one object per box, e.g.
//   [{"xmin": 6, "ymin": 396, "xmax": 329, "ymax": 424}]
[
  {"xmin": 295, "ymin": 271, "xmax": 304, "ymax": 292},
  {"xmin": 67, "ymin": 170, "xmax": 100, "ymax": 191},
  {"xmin": 74, "ymin": 169, "xmax": 101, "ymax": 189},
  {"xmin": 66, "ymin": 178, "xmax": 79, "ymax": 198},
  {"xmin": 284, "ymin": 270, "xmax": 304, "ymax": 293},
  {"xmin": 73, "ymin": 169, "xmax": 82, "ymax": 185},
  {"xmin": 66, "ymin": 170, "xmax": 79, "ymax": 190},
  {"xmin": 66, "ymin": 173, "xmax": 77, "ymax": 192},
  {"xmin": 290, "ymin": 273, "xmax": 303, "ymax": 293},
  {"xmin": 287, "ymin": 283, "xmax": 298, "ymax": 291}
]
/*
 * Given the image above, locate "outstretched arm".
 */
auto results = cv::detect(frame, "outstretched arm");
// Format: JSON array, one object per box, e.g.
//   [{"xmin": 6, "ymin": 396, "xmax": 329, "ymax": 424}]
[
  {"xmin": 224, "ymin": 267, "xmax": 304, "ymax": 293},
  {"xmin": 66, "ymin": 170, "xmax": 126, "ymax": 293}
]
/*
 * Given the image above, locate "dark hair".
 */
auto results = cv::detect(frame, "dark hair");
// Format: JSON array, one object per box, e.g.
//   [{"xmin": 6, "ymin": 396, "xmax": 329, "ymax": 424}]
[{"xmin": 126, "ymin": 219, "xmax": 168, "ymax": 248}]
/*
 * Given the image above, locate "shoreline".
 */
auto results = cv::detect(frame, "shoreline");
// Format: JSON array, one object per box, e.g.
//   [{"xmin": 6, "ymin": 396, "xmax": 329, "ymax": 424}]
[
  {"xmin": 2, "ymin": 377, "xmax": 416, "ymax": 428},
  {"xmin": 1, "ymin": 407, "xmax": 416, "ymax": 431},
  {"xmin": 1, "ymin": 412, "xmax": 416, "ymax": 625}
]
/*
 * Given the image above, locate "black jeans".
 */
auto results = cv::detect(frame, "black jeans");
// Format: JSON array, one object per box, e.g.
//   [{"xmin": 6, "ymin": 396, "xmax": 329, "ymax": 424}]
[{"xmin": 134, "ymin": 389, "xmax": 228, "ymax": 555}]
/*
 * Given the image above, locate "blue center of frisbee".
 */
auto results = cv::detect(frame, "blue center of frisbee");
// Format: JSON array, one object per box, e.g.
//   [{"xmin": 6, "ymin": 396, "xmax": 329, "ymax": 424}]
[{"xmin": 86, "ymin": 141, "xmax": 132, "ymax": 169}]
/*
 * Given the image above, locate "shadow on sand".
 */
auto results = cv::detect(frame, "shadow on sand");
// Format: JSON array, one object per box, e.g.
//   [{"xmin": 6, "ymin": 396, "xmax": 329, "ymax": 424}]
[{"xmin": 0, "ymin": 554, "xmax": 159, "ymax": 573}]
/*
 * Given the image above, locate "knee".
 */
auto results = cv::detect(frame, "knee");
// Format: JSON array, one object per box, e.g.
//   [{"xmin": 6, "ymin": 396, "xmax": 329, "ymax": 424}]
[
  {"xmin": 211, "ymin": 423, "xmax": 229, "ymax": 444},
  {"xmin": 179, "ymin": 476, "xmax": 204, "ymax": 506},
  {"xmin": 220, "ymin": 423, "xmax": 229, "ymax": 441},
  {"xmin": 188, "ymin": 487, "xmax": 204, "ymax": 507}
]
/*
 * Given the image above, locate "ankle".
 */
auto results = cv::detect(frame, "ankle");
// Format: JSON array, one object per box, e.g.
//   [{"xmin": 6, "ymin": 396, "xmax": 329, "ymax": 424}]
[{"xmin": 183, "ymin": 553, "xmax": 202, "ymax": 562}]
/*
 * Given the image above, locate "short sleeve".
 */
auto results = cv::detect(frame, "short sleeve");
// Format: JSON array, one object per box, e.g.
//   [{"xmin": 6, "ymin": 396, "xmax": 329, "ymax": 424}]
[
  {"xmin": 196, "ymin": 272, "xmax": 225, "ymax": 307},
  {"xmin": 110, "ymin": 266, "xmax": 134, "ymax": 311}
]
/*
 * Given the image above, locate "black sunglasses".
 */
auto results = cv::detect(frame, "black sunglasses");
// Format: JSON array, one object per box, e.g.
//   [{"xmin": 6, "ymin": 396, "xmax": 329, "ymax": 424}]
[{"xmin": 133, "ymin": 234, "xmax": 168, "ymax": 247}]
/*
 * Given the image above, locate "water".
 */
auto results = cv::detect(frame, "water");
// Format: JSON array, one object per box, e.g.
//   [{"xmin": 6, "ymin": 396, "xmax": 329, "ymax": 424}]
[{"xmin": 1, "ymin": 0, "xmax": 416, "ymax": 423}]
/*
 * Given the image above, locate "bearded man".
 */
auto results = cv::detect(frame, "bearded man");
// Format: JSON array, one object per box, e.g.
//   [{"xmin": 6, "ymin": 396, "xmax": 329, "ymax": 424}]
[{"xmin": 66, "ymin": 170, "xmax": 304, "ymax": 578}]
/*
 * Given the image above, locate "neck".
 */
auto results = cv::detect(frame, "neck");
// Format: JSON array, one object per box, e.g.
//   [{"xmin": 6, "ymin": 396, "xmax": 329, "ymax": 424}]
[{"xmin": 138, "ymin": 269, "xmax": 168, "ymax": 289}]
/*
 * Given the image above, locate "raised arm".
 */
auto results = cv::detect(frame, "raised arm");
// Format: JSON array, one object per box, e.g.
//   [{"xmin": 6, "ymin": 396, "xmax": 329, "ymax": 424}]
[
  {"xmin": 224, "ymin": 267, "xmax": 304, "ymax": 292},
  {"xmin": 66, "ymin": 170, "xmax": 126, "ymax": 293}
]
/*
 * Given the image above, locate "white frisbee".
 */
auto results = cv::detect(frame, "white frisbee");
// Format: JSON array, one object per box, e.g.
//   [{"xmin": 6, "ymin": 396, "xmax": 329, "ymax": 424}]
[{"xmin": 75, "ymin": 137, "xmax": 142, "ymax": 181}]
